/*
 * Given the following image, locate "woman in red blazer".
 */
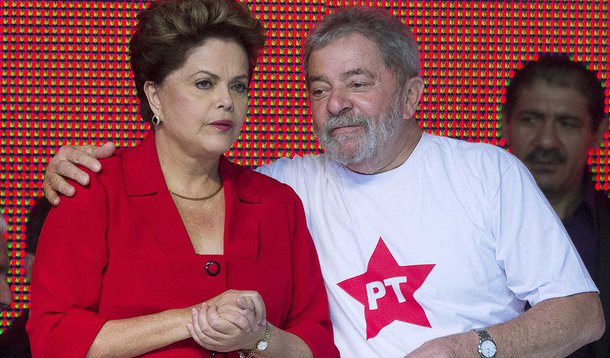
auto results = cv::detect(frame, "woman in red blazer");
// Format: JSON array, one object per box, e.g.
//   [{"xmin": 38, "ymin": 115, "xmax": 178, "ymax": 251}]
[{"xmin": 26, "ymin": 1, "xmax": 337, "ymax": 357}]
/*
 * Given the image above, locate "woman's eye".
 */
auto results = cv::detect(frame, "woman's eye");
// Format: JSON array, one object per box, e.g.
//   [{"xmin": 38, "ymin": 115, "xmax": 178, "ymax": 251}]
[
  {"xmin": 196, "ymin": 80, "xmax": 212, "ymax": 89},
  {"xmin": 232, "ymin": 83, "xmax": 248, "ymax": 93}
]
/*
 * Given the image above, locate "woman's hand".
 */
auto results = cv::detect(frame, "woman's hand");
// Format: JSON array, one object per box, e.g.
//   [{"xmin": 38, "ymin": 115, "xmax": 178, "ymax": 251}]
[
  {"xmin": 207, "ymin": 289, "xmax": 266, "ymax": 328},
  {"xmin": 187, "ymin": 303, "xmax": 264, "ymax": 352},
  {"xmin": 186, "ymin": 290, "xmax": 267, "ymax": 352}
]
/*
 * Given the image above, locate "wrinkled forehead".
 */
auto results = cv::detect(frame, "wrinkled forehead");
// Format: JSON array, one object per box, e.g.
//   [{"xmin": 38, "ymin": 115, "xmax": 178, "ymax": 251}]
[
  {"xmin": 519, "ymin": 74, "xmax": 584, "ymax": 100},
  {"xmin": 306, "ymin": 33, "xmax": 384, "ymax": 81}
]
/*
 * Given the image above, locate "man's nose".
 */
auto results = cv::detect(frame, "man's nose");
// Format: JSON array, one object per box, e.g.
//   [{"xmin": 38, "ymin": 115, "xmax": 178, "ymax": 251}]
[
  {"xmin": 535, "ymin": 121, "xmax": 561, "ymax": 148},
  {"xmin": 326, "ymin": 88, "xmax": 352, "ymax": 116}
]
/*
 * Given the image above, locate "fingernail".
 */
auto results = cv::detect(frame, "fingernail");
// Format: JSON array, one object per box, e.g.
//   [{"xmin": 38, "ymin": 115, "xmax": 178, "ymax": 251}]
[
  {"xmin": 67, "ymin": 187, "xmax": 75, "ymax": 196},
  {"xmin": 92, "ymin": 163, "xmax": 101, "ymax": 172}
]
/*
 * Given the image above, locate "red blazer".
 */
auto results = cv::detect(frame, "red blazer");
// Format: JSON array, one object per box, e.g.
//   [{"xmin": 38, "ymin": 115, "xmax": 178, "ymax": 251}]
[{"xmin": 27, "ymin": 131, "xmax": 337, "ymax": 358}]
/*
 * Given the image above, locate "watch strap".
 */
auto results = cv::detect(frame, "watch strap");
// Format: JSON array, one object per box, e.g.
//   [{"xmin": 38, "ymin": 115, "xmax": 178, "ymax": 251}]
[
  {"xmin": 246, "ymin": 323, "xmax": 270, "ymax": 358},
  {"xmin": 473, "ymin": 328, "xmax": 497, "ymax": 358}
]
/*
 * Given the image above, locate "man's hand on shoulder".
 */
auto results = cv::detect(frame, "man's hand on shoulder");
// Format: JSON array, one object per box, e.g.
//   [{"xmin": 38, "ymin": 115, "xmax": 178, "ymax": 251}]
[
  {"xmin": 44, "ymin": 142, "xmax": 116, "ymax": 205},
  {"xmin": 405, "ymin": 331, "xmax": 479, "ymax": 358}
]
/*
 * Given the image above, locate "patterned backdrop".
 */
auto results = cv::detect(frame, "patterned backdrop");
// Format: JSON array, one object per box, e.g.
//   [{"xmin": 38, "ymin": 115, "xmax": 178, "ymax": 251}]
[{"xmin": 1, "ymin": 0, "xmax": 608, "ymax": 333}]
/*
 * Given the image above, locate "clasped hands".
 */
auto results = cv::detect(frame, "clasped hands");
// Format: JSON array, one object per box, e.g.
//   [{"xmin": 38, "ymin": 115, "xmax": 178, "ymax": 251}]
[{"xmin": 187, "ymin": 289, "xmax": 267, "ymax": 353}]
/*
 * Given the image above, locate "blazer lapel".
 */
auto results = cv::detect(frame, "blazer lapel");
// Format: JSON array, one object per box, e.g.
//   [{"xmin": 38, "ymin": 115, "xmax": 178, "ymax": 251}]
[
  {"xmin": 121, "ymin": 130, "xmax": 193, "ymax": 255},
  {"xmin": 220, "ymin": 157, "xmax": 262, "ymax": 261}
]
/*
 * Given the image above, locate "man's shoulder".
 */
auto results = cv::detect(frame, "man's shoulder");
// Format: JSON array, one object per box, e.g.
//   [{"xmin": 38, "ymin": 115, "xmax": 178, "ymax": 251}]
[
  {"xmin": 224, "ymin": 158, "xmax": 303, "ymax": 201},
  {"xmin": 422, "ymin": 134, "xmax": 519, "ymax": 168},
  {"xmin": 594, "ymin": 188, "xmax": 610, "ymax": 215},
  {"xmin": 257, "ymin": 154, "xmax": 327, "ymax": 180}
]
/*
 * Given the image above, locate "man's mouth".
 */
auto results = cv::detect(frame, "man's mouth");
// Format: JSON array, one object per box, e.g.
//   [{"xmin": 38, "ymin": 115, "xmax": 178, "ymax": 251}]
[{"xmin": 330, "ymin": 125, "xmax": 361, "ymax": 136}]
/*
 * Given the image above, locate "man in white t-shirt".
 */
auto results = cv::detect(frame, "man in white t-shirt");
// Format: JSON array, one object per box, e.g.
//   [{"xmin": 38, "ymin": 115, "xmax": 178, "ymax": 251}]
[{"xmin": 41, "ymin": 6, "xmax": 604, "ymax": 357}]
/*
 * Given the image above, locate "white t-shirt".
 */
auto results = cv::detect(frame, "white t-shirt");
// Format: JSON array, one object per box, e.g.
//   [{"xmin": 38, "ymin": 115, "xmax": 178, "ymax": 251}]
[{"xmin": 258, "ymin": 133, "xmax": 596, "ymax": 357}]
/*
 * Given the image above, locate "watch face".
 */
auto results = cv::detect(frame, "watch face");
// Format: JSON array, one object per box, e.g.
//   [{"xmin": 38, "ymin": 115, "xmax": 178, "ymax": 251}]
[
  {"xmin": 257, "ymin": 341, "xmax": 269, "ymax": 351},
  {"xmin": 480, "ymin": 340, "xmax": 497, "ymax": 357}
]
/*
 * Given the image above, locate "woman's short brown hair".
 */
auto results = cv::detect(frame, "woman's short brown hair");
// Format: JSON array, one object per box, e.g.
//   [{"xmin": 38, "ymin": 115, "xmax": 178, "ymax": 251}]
[{"xmin": 130, "ymin": 0, "xmax": 265, "ymax": 123}]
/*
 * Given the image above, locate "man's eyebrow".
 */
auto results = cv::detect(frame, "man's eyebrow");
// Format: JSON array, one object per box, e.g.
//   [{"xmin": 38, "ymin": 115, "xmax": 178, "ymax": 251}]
[
  {"xmin": 340, "ymin": 68, "xmax": 373, "ymax": 81},
  {"xmin": 517, "ymin": 110, "xmax": 543, "ymax": 117},
  {"xmin": 308, "ymin": 68, "xmax": 374, "ymax": 84}
]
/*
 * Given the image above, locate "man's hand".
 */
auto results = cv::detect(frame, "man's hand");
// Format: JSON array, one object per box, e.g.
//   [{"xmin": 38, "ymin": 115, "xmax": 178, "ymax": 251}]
[
  {"xmin": 43, "ymin": 142, "xmax": 116, "ymax": 205},
  {"xmin": 405, "ymin": 331, "xmax": 478, "ymax": 358}
]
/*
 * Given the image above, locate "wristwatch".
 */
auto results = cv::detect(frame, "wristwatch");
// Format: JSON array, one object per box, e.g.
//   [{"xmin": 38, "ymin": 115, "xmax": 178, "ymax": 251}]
[
  {"xmin": 245, "ymin": 323, "xmax": 270, "ymax": 358},
  {"xmin": 473, "ymin": 328, "xmax": 497, "ymax": 358}
]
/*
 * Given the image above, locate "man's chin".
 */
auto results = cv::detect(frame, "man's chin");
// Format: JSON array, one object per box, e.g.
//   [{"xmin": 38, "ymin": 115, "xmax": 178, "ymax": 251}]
[
  {"xmin": 531, "ymin": 175, "xmax": 561, "ymax": 195},
  {"xmin": 326, "ymin": 145, "xmax": 369, "ymax": 165}
]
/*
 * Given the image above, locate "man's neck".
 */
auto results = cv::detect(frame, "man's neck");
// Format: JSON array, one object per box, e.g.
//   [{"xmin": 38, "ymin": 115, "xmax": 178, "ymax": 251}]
[
  {"xmin": 346, "ymin": 120, "xmax": 423, "ymax": 175},
  {"xmin": 545, "ymin": 184, "xmax": 585, "ymax": 220}
]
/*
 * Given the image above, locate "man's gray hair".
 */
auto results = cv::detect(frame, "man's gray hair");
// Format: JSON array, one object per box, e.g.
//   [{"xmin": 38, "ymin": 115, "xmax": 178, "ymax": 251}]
[{"xmin": 303, "ymin": 6, "xmax": 421, "ymax": 86}]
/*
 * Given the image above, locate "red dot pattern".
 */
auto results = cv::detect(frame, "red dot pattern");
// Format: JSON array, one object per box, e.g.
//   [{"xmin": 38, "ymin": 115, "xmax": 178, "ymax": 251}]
[{"xmin": 1, "ymin": 0, "xmax": 608, "ymax": 333}]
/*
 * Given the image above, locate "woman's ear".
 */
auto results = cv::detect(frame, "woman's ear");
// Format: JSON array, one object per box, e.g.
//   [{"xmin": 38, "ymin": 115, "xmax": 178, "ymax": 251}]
[{"xmin": 143, "ymin": 81, "xmax": 162, "ymax": 116}]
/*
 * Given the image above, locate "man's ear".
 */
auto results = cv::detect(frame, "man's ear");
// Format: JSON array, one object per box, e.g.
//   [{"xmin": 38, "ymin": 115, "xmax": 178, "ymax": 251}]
[
  {"xmin": 593, "ymin": 117, "xmax": 608, "ymax": 148},
  {"xmin": 143, "ymin": 81, "xmax": 162, "ymax": 116},
  {"xmin": 402, "ymin": 76, "xmax": 424, "ymax": 119},
  {"xmin": 500, "ymin": 111, "xmax": 510, "ymax": 143}
]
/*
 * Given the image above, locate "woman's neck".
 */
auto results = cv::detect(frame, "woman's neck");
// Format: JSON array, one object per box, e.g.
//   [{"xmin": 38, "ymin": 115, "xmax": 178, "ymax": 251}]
[{"xmin": 155, "ymin": 133, "xmax": 222, "ymax": 197}]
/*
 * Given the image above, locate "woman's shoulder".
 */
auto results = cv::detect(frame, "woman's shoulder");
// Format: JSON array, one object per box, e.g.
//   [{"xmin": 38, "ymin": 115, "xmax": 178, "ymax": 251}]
[
  {"xmin": 83, "ymin": 152, "xmax": 124, "ymax": 184},
  {"xmin": 64, "ymin": 150, "xmax": 128, "ymax": 201}
]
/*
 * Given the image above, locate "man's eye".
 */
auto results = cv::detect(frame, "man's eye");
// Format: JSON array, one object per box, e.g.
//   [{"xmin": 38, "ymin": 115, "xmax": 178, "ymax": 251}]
[
  {"xmin": 310, "ymin": 88, "xmax": 325, "ymax": 97},
  {"xmin": 350, "ymin": 81, "xmax": 370, "ymax": 89},
  {"xmin": 196, "ymin": 80, "xmax": 212, "ymax": 89},
  {"xmin": 559, "ymin": 119, "xmax": 580, "ymax": 129},
  {"xmin": 519, "ymin": 116, "xmax": 539, "ymax": 125}
]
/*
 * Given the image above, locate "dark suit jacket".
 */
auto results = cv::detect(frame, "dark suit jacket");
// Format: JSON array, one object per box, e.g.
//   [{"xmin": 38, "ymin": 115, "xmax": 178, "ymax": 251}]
[{"xmin": 594, "ymin": 188, "xmax": 610, "ymax": 357}]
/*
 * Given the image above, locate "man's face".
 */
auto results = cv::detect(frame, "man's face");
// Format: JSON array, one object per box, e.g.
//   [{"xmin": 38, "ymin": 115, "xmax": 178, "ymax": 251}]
[
  {"xmin": 0, "ymin": 238, "xmax": 12, "ymax": 310},
  {"xmin": 306, "ymin": 33, "xmax": 405, "ymax": 166},
  {"xmin": 503, "ymin": 80, "xmax": 603, "ymax": 197}
]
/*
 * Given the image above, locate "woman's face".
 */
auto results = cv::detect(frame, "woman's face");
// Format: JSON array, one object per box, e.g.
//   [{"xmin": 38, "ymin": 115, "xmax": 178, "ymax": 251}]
[{"xmin": 146, "ymin": 38, "xmax": 250, "ymax": 159}]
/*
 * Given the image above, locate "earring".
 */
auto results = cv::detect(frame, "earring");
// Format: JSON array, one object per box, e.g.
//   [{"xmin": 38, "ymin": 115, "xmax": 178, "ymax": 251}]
[{"xmin": 151, "ymin": 114, "xmax": 161, "ymax": 126}]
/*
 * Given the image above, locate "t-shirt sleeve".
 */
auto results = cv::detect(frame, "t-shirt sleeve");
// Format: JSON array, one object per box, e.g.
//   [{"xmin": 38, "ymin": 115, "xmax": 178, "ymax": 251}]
[
  {"xmin": 281, "ymin": 188, "xmax": 339, "ymax": 357},
  {"xmin": 492, "ymin": 159, "xmax": 597, "ymax": 305},
  {"xmin": 256, "ymin": 157, "xmax": 293, "ymax": 183},
  {"xmin": 27, "ymin": 171, "xmax": 109, "ymax": 358}
]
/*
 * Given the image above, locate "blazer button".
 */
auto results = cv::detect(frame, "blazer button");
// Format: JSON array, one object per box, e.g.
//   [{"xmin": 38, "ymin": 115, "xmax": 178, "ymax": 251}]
[{"xmin": 205, "ymin": 260, "xmax": 221, "ymax": 276}]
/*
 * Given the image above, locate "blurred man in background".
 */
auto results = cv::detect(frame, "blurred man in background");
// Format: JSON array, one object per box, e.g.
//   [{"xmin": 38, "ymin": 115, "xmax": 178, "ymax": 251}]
[
  {"xmin": 0, "ymin": 198, "xmax": 50, "ymax": 358},
  {"xmin": 1, "ymin": 215, "xmax": 12, "ymax": 311},
  {"xmin": 502, "ymin": 54, "xmax": 610, "ymax": 357}
]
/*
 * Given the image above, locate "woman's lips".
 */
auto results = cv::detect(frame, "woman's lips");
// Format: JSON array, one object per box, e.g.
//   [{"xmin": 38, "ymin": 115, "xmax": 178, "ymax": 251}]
[{"xmin": 209, "ymin": 120, "xmax": 234, "ymax": 132}]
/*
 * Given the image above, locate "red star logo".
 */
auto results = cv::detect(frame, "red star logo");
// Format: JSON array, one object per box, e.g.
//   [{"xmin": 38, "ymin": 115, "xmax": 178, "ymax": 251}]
[{"xmin": 337, "ymin": 237, "xmax": 435, "ymax": 340}]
